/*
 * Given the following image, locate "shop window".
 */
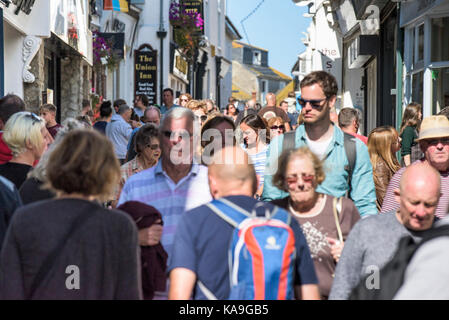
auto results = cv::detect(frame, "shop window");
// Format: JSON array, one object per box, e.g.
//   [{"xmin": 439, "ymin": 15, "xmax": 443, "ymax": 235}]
[
  {"xmin": 432, "ymin": 67, "xmax": 449, "ymax": 114},
  {"xmin": 412, "ymin": 71, "xmax": 424, "ymax": 105},
  {"xmin": 431, "ymin": 17, "xmax": 449, "ymax": 63}
]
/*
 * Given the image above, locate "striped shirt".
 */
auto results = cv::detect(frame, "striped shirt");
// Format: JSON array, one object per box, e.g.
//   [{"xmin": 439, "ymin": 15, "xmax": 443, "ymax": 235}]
[
  {"xmin": 242, "ymin": 144, "xmax": 268, "ymax": 188},
  {"xmin": 380, "ymin": 160, "xmax": 449, "ymax": 219},
  {"xmin": 117, "ymin": 160, "xmax": 212, "ymax": 257}
]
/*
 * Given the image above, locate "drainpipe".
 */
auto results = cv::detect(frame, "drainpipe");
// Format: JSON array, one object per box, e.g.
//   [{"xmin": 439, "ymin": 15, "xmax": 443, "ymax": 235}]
[{"xmin": 156, "ymin": 0, "xmax": 167, "ymax": 105}]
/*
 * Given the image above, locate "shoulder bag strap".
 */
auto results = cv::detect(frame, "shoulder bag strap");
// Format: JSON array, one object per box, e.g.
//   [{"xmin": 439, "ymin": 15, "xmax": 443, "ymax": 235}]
[
  {"xmin": 332, "ymin": 197, "xmax": 344, "ymax": 243},
  {"xmin": 28, "ymin": 211, "xmax": 94, "ymax": 299}
]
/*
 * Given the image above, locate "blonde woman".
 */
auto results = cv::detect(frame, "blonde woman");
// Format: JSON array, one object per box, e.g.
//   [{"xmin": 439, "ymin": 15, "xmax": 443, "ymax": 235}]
[
  {"xmin": 186, "ymin": 100, "xmax": 208, "ymax": 125},
  {"xmin": 399, "ymin": 102, "xmax": 422, "ymax": 166},
  {"xmin": 367, "ymin": 126, "xmax": 401, "ymax": 210},
  {"xmin": 0, "ymin": 112, "xmax": 47, "ymax": 189},
  {"xmin": 179, "ymin": 93, "xmax": 192, "ymax": 108}
]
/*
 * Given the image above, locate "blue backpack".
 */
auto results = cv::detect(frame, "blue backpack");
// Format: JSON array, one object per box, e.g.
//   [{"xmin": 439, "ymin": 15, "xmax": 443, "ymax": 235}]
[{"xmin": 199, "ymin": 198, "xmax": 297, "ymax": 300}]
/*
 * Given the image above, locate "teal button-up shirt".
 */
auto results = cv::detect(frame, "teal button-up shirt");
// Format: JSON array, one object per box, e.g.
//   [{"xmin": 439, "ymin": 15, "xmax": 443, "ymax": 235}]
[{"xmin": 262, "ymin": 124, "xmax": 377, "ymax": 218}]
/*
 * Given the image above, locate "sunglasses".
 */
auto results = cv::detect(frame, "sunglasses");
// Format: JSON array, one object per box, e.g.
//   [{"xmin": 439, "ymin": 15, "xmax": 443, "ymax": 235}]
[
  {"xmin": 146, "ymin": 143, "xmax": 161, "ymax": 150},
  {"xmin": 271, "ymin": 125, "xmax": 285, "ymax": 131},
  {"xmin": 25, "ymin": 112, "xmax": 42, "ymax": 124},
  {"xmin": 195, "ymin": 115, "xmax": 208, "ymax": 122},
  {"xmin": 297, "ymin": 98, "xmax": 328, "ymax": 109},
  {"xmin": 286, "ymin": 173, "xmax": 315, "ymax": 185},
  {"xmin": 425, "ymin": 138, "xmax": 449, "ymax": 146},
  {"xmin": 180, "ymin": 98, "xmax": 189, "ymax": 102},
  {"xmin": 162, "ymin": 130, "xmax": 193, "ymax": 140}
]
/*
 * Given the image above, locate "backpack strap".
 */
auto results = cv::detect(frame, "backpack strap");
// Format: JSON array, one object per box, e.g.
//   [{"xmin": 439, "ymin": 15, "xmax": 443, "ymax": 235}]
[
  {"xmin": 343, "ymin": 133, "xmax": 357, "ymax": 198},
  {"xmin": 282, "ymin": 130, "xmax": 296, "ymax": 153},
  {"xmin": 205, "ymin": 199, "xmax": 251, "ymax": 228},
  {"xmin": 416, "ymin": 225, "xmax": 449, "ymax": 250}
]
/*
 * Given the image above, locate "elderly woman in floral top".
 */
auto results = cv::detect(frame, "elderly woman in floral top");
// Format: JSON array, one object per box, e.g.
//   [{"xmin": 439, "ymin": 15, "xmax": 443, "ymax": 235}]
[{"xmin": 112, "ymin": 124, "xmax": 161, "ymax": 207}]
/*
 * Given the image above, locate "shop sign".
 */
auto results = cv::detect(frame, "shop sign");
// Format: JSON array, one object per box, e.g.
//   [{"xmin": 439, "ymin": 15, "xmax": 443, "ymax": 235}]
[
  {"xmin": 181, "ymin": 0, "xmax": 204, "ymax": 35},
  {"xmin": 173, "ymin": 50, "xmax": 188, "ymax": 83},
  {"xmin": 134, "ymin": 44, "xmax": 158, "ymax": 105}
]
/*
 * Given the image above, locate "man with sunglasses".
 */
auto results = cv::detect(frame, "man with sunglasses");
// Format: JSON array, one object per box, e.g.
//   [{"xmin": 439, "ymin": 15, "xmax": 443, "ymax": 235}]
[
  {"xmin": 262, "ymin": 71, "xmax": 377, "ymax": 218},
  {"xmin": 381, "ymin": 115, "xmax": 449, "ymax": 219},
  {"xmin": 118, "ymin": 107, "xmax": 212, "ymax": 299}
]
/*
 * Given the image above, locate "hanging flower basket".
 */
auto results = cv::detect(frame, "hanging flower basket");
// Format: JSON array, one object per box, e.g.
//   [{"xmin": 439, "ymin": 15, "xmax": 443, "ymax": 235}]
[
  {"xmin": 169, "ymin": 1, "xmax": 204, "ymax": 60},
  {"xmin": 92, "ymin": 30, "xmax": 119, "ymax": 70}
]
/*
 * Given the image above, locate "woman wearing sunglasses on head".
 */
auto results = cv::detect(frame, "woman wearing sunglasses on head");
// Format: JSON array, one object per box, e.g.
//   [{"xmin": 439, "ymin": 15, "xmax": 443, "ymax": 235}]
[
  {"xmin": 270, "ymin": 147, "xmax": 360, "ymax": 300},
  {"xmin": 268, "ymin": 116, "xmax": 286, "ymax": 139},
  {"xmin": 0, "ymin": 112, "xmax": 48, "ymax": 189}
]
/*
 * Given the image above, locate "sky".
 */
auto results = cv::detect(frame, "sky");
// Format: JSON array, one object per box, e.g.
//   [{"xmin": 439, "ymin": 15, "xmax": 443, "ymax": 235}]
[{"xmin": 227, "ymin": 0, "xmax": 311, "ymax": 77}]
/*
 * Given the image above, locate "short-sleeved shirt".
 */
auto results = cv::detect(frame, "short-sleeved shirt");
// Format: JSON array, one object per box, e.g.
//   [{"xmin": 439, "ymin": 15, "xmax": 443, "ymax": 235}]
[
  {"xmin": 241, "ymin": 144, "xmax": 268, "ymax": 188},
  {"xmin": 258, "ymin": 106, "xmax": 290, "ymax": 123},
  {"xmin": 168, "ymin": 195, "xmax": 318, "ymax": 300},
  {"xmin": 47, "ymin": 124, "xmax": 63, "ymax": 139},
  {"xmin": 271, "ymin": 195, "xmax": 360, "ymax": 298},
  {"xmin": 118, "ymin": 160, "xmax": 212, "ymax": 258}
]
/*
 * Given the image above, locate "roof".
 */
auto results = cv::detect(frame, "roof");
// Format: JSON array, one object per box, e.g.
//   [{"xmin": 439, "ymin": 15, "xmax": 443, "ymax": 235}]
[
  {"xmin": 233, "ymin": 40, "xmax": 268, "ymax": 52},
  {"xmin": 231, "ymin": 84, "xmax": 252, "ymax": 101},
  {"xmin": 276, "ymin": 81, "xmax": 295, "ymax": 103},
  {"xmin": 247, "ymin": 65, "xmax": 291, "ymax": 81},
  {"xmin": 225, "ymin": 16, "xmax": 242, "ymax": 40},
  {"xmin": 269, "ymin": 67, "xmax": 292, "ymax": 81}
]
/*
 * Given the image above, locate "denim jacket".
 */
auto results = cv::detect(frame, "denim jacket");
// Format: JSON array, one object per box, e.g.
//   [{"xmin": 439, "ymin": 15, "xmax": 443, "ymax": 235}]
[{"xmin": 262, "ymin": 124, "xmax": 377, "ymax": 218}]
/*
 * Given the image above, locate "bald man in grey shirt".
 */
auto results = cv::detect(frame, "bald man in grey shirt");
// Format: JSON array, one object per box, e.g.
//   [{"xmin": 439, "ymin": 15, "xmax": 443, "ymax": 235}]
[{"xmin": 329, "ymin": 162, "xmax": 441, "ymax": 300}]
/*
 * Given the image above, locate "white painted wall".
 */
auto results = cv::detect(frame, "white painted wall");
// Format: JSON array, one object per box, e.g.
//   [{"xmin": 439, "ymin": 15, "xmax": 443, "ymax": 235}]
[{"xmin": 4, "ymin": 22, "xmax": 25, "ymax": 97}]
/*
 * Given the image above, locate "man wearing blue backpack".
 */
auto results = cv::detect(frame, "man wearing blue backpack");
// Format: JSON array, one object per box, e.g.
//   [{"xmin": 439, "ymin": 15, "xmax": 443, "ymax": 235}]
[{"xmin": 168, "ymin": 146, "xmax": 320, "ymax": 300}]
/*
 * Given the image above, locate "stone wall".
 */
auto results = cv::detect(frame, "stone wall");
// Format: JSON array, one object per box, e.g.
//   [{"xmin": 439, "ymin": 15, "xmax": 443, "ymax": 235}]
[
  {"xmin": 23, "ymin": 43, "xmax": 45, "ymax": 113},
  {"xmin": 60, "ymin": 56, "xmax": 91, "ymax": 122}
]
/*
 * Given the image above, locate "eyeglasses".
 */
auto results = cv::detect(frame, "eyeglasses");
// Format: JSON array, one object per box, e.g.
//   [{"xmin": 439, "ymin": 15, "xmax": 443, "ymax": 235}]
[
  {"xmin": 180, "ymin": 98, "xmax": 189, "ymax": 102},
  {"xmin": 286, "ymin": 173, "xmax": 315, "ymax": 185},
  {"xmin": 424, "ymin": 138, "xmax": 449, "ymax": 146},
  {"xmin": 271, "ymin": 125, "xmax": 285, "ymax": 131},
  {"xmin": 162, "ymin": 130, "xmax": 193, "ymax": 140},
  {"xmin": 146, "ymin": 143, "xmax": 161, "ymax": 150},
  {"xmin": 297, "ymin": 98, "xmax": 328, "ymax": 109}
]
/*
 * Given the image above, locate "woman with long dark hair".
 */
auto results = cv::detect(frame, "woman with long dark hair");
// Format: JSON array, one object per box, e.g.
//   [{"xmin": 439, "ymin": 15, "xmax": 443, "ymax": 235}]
[{"xmin": 399, "ymin": 102, "xmax": 422, "ymax": 166}]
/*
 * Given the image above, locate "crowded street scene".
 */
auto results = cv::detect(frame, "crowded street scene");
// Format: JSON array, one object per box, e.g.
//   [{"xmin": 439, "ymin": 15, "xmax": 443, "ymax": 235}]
[{"xmin": 0, "ymin": 0, "xmax": 449, "ymax": 306}]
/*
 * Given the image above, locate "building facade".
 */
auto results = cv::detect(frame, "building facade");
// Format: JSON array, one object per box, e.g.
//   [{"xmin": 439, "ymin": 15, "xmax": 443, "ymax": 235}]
[{"xmin": 232, "ymin": 40, "xmax": 291, "ymax": 105}]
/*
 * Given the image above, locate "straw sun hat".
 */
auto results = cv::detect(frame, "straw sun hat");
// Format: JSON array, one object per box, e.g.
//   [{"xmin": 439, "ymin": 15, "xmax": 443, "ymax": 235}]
[{"xmin": 416, "ymin": 115, "xmax": 449, "ymax": 141}]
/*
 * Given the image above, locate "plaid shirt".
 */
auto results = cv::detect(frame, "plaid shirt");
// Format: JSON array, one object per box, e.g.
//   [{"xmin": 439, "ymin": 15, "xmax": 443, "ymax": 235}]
[{"xmin": 117, "ymin": 160, "xmax": 212, "ymax": 257}]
